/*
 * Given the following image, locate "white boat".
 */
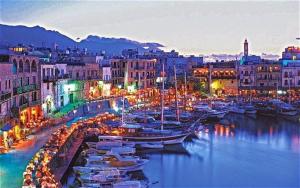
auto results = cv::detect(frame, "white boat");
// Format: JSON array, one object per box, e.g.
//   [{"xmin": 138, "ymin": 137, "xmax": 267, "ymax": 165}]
[
  {"xmin": 73, "ymin": 166, "xmax": 124, "ymax": 174},
  {"xmin": 113, "ymin": 180, "xmax": 142, "ymax": 188},
  {"xmin": 205, "ymin": 109, "xmax": 226, "ymax": 120},
  {"xmin": 85, "ymin": 159, "xmax": 148, "ymax": 172},
  {"xmin": 193, "ymin": 103, "xmax": 211, "ymax": 112},
  {"xmin": 87, "ymin": 152, "xmax": 141, "ymax": 163}
]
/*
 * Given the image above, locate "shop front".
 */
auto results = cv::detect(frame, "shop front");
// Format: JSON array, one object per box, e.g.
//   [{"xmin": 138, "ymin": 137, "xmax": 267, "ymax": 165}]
[{"xmin": 20, "ymin": 105, "xmax": 43, "ymax": 134}]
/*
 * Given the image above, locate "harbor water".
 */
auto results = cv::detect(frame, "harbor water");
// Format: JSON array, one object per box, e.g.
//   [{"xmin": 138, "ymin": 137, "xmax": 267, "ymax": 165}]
[{"xmin": 142, "ymin": 114, "xmax": 300, "ymax": 187}]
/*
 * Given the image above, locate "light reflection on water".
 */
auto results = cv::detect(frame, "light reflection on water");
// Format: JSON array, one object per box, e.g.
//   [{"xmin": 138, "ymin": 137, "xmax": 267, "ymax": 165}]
[{"xmin": 143, "ymin": 115, "xmax": 300, "ymax": 188}]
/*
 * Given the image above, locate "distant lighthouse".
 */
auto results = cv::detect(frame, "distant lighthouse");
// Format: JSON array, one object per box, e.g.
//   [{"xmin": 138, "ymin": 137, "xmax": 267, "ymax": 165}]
[{"xmin": 244, "ymin": 39, "xmax": 248, "ymax": 57}]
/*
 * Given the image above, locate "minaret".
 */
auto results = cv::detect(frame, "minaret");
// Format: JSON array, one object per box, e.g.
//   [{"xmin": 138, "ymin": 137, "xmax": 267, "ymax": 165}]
[{"xmin": 244, "ymin": 39, "xmax": 248, "ymax": 57}]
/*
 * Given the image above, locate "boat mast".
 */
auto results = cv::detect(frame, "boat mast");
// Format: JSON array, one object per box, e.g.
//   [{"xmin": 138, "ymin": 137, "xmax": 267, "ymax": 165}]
[
  {"xmin": 121, "ymin": 89, "xmax": 125, "ymax": 125},
  {"xmin": 174, "ymin": 65, "xmax": 179, "ymax": 122},
  {"xmin": 137, "ymin": 71, "xmax": 140, "ymax": 109},
  {"xmin": 288, "ymin": 73, "xmax": 291, "ymax": 104},
  {"xmin": 184, "ymin": 71, "xmax": 187, "ymax": 111},
  {"xmin": 250, "ymin": 70, "xmax": 252, "ymax": 104},
  {"xmin": 161, "ymin": 62, "xmax": 165, "ymax": 131}
]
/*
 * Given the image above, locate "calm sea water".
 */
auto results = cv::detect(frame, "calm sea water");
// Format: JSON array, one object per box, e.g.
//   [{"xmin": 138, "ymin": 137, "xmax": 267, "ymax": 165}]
[{"xmin": 143, "ymin": 115, "xmax": 300, "ymax": 188}]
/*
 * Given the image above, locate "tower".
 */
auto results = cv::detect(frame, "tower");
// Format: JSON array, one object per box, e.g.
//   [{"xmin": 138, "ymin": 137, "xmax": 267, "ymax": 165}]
[{"xmin": 244, "ymin": 39, "xmax": 248, "ymax": 57}]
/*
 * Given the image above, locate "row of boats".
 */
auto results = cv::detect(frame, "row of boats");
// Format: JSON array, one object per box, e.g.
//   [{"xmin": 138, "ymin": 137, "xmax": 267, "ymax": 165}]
[
  {"xmin": 73, "ymin": 136, "xmax": 153, "ymax": 188},
  {"xmin": 193, "ymin": 99, "xmax": 300, "ymax": 120}
]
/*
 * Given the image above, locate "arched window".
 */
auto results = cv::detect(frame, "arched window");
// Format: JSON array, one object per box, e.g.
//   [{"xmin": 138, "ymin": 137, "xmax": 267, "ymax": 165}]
[
  {"xmin": 24, "ymin": 59, "xmax": 30, "ymax": 73},
  {"xmin": 12, "ymin": 59, "xmax": 17, "ymax": 74},
  {"xmin": 31, "ymin": 60, "xmax": 37, "ymax": 72},
  {"xmin": 19, "ymin": 60, "xmax": 23, "ymax": 73}
]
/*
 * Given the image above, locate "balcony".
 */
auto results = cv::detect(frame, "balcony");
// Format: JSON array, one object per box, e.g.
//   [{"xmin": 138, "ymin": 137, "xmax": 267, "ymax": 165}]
[
  {"xmin": 43, "ymin": 74, "xmax": 70, "ymax": 82},
  {"xmin": 134, "ymin": 66, "xmax": 145, "ymax": 70},
  {"xmin": 87, "ymin": 76, "xmax": 101, "ymax": 80},
  {"xmin": 0, "ymin": 92, "xmax": 11, "ymax": 103},
  {"xmin": 13, "ymin": 84, "xmax": 38, "ymax": 95},
  {"xmin": 211, "ymin": 75, "xmax": 236, "ymax": 79},
  {"xmin": 30, "ymin": 100, "xmax": 41, "ymax": 106}
]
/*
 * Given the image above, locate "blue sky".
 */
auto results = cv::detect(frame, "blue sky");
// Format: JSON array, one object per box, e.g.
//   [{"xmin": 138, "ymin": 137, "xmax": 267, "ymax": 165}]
[{"xmin": 0, "ymin": 1, "xmax": 299, "ymax": 55}]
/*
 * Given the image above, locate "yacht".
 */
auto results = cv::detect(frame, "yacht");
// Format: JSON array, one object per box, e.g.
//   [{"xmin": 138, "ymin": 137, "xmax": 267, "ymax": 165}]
[{"xmin": 119, "ymin": 124, "xmax": 190, "ymax": 145}]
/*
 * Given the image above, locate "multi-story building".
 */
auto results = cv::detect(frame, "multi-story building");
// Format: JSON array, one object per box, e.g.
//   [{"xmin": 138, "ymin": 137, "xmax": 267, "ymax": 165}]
[
  {"xmin": 110, "ymin": 58, "xmax": 156, "ymax": 90},
  {"xmin": 282, "ymin": 46, "xmax": 300, "ymax": 60},
  {"xmin": 40, "ymin": 62, "xmax": 70, "ymax": 116},
  {"xmin": 280, "ymin": 46, "xmax": 300, "ymax": 97},
  {"xmin": 0, "ymin": 53, "xmax": 42, "ymax": 147},
  {"xmin": 0, "ymin": 55, "xmax": 13, "ymax": 131},
  {"xmin": 255, "ymin": 60, "xmax": 281, "ymax": 96},
  {"xmin": 193, "ymin": 61, "xmax": 238, "ymax": 96},
  {"xmin": 209, "ymin": 61, "xmax": 238, "ymax": 96},
  {"xmin": 281, "ymin": 62, "xmax": 300, "ymax": 89}
]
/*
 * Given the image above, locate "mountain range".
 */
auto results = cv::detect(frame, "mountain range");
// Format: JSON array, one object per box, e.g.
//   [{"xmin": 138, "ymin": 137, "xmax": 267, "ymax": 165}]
[
  {"xmin": 0, "ymin": 24, "xmax": 163, "ymax": 55},
  {"xmin": 0, "ymin": 24, "xmax": 280, "ymax": 60}
]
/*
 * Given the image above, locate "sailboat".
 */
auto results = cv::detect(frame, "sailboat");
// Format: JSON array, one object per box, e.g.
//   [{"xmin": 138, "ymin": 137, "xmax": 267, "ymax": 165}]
[{"xmin": 119, "ymin": 63, "xmax": 191, "ymax": 145}]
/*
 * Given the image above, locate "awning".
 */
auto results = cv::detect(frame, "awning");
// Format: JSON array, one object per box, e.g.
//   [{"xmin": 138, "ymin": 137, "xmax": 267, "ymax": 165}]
[{"xmin": 1, "ymin": 123, "xmax": 13, "ymax": 131}]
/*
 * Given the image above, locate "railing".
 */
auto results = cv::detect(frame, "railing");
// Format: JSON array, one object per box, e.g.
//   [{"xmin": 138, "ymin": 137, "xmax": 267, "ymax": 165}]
[
  {"xmin": 13, "ymin": 84, "xmax": 39, "ymax": 95},
  {"xmin": 0, "ymin": 92, "xmax": 11, "ymax": 103}
]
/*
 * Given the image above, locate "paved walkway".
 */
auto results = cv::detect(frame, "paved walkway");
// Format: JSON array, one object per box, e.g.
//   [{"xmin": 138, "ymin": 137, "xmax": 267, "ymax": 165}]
[{"xmin": 53, "ymin": 135, "xmax": 84, "ymax": 187}]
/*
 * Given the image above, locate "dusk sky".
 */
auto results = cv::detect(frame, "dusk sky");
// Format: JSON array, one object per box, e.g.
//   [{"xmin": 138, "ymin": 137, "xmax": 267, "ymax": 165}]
[{"xmin": 0, "ymin": 1, "xmax": 299, "ymax": 55}]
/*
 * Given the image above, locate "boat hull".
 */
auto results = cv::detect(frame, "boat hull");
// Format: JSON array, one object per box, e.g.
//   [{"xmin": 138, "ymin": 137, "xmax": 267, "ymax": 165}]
[{"xmin": 122, "ymin": 133, "xmax": 190, "ymax": 145}]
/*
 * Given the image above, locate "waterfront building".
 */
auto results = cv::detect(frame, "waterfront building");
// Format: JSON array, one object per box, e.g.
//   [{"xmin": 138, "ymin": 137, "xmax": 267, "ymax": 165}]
[
  {"xmin": 142, "ymin": 49, "xmax": 203, "ymax": 83},
  {"xmin": 192, "ymin": 61, "xmax": 238, "ymax": 96},
  {"xmin": 255, "ymin": 60, "xmax": 281, "ymax": 96},
  {"xmin": 40, "ymin": 63, "xmax": 70, "ymax": 117},
  {"xmin": 192, "ymin": 65, "xmax": 210, "ymax": 92},
  {"xmin": 209, "ymin": 61, "xmax": 238, "ymax": 96},
  {"xmin": 280, "ymin": 46, "xmax": 300, "ymax": 98},
  {"xmin": 101, "ymin": 64, "xmax": 112, "ymax": 97},
  {"xmin": 0, "ymin": 55, "xmax": 14, "ymax": 147},
  {"xmin": 0, "ymin": 54, "xmax": 43, "ymax": 147},
  {"xmin": 282, "ymin": 46, "xmax": 300, "ymax": 60},
  {"xmin": 110, "ymin": 58, "xmax": 156, "ymax": 91}
]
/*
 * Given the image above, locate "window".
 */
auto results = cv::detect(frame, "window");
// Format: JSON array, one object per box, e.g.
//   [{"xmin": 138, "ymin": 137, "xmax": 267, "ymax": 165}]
[
  {"xmin": 19, "ymin": 60, "xmax": 23, "ymax": 73},
  {"xmin": 24, "ymin": 60, "xmax": 30, "ymax": 73},
  {"xmin": 33, "ymin": 76, "xmax": 36, "ymax": 84},
  {"xmin": 8, "ymin": 80, "xmax": 10, "ymax": 89},
  {"xmin": 47, "ymin": 83, "xmax": 50, "ymax": 90},
  {"xmin": 298, "ymin": 80, "xmax": 300, "ymax": 85},
  {"xmin": 31, "ymin": 60, "xmax": 37, "ymax": 72},
  {"xmin": 284, "ymin": 80, "xmax": 288, "ymax": 85},
  {"xmin": 5, "ymin": 80, "xmax": 7, "ymax": 89},
  {"xmin": 12, "ymin": 59, "xmax": 17, "ymax": 74},
  {"xmin": 26, "ymin": 77, "xmax": 29, "ymax": 85}
]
